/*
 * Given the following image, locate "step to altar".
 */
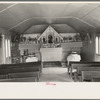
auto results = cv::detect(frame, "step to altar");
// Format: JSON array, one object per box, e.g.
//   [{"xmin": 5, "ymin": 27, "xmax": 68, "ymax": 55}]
[{"xmin": 43, "ymin": 62, "xmax": 62, "ymax": 67}]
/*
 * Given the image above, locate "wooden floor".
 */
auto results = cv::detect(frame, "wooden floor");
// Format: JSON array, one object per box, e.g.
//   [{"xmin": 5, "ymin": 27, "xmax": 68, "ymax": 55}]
[{"xmin": 39, "ymin": 67, "xmax": 74, "ymax": 82}]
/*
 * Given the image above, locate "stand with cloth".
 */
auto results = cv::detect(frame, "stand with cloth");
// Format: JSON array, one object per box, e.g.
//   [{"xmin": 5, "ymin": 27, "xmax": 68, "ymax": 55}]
[
  {"xmin": 26, "ymin": 55, "xmax": 38, "ymax": 62},
  {"xmin": 67, "ymin": 52, "xmax": 81, "ymax": 66}
]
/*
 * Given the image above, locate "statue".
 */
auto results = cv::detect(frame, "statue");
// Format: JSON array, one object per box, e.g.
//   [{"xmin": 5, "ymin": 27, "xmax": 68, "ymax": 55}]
[
  {"xmin": 43, "ymin": 37, "xmax": 46, "ymax": 43},
  {"xmin": 48, "ymin": 34, "xmax": 53, "ymax": 43}
]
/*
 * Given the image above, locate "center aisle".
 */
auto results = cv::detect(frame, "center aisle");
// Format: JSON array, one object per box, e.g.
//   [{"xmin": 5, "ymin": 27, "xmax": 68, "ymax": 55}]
[{"xmin": 39, "ymin": 67, "xmax": 74, "ymax": 82}]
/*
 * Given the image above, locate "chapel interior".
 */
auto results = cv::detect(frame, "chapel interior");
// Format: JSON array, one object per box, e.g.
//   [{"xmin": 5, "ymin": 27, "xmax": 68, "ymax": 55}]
[{"xmin": 0, "ymin": 2, "xmax": 100, "ymax": 82}]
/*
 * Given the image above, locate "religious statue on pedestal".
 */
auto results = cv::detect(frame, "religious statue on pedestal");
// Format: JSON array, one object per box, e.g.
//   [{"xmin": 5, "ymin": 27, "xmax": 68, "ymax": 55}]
[{"xmin": 48, "ymin": 34, "xmax": 53, "ymax": 43}]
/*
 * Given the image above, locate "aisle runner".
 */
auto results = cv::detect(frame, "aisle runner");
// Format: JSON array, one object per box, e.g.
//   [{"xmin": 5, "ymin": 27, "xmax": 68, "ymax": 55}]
[{"xmin": 40, "ymin": 67, "xmax": 74, "ymax": 82}]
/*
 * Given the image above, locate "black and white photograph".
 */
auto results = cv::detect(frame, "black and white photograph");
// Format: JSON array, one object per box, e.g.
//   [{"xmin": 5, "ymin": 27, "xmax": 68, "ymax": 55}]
[{"xmin": 0, "ymin": 1, "xmax": 100, "ymax": 99}]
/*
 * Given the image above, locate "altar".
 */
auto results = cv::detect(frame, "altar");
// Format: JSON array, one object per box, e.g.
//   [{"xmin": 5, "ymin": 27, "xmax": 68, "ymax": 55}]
[
  {"xmin": 40, "ymin": 48, "xmax": 62, "ymax": 62},
  {"xmin": 19, "ymin": 25, "xmax": 82, "ymax": 64}
]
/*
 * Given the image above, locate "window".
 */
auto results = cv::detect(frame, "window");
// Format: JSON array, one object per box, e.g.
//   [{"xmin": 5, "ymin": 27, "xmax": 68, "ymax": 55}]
[
  {"xmin": 96, "ymin": 35, "xmax": 100, "ymax": 54},
  {"xmin": 5, "ymin": 39, "xmax": 11, "ymax": 58},
  {"xmin": 5, "ymin": 39, "xmax": 8, "ymax": 58},
  {"xmin": 8, "ymin": 39, "xmax": 11, "ymax": 57}
]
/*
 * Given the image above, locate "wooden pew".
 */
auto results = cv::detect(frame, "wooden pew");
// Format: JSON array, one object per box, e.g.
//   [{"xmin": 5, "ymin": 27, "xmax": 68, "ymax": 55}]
[
  {"xmin": 0, "ymin": 62, "xmax": 41, "ymax": 82},
  {"xmin": 0, "ymin": 77, "xmax": 37, "ymax": 82},
  {"xmin": 92, "ymin": 78, "xmax": 100, "ymax": 82},
  {"xmin": 0, "ymin": 67, "xmax": 40, "ymax": 80},
  {"xmin": 69, "ymin": 62, "xmax": 100, "ymax": 76},
  {"xmin": 81, "ymin": 71, "xmax": 100, "ymax": 82},
  {"xmin": 0, "ymin": 74, "xmax": 8, "ymax": 79},
  {"xmin": 9, "ymin": 71, "xmax": 40, "ymax": 82},
  {"xmin": 68, "ymin": 61, "xmax": 100, "ymax": 72},
  {"xmin": 0, "ymin": 69, "xmax": 10, "ymax": 79},
  {"xmin": 74, "ymin": 67, "xmax": 100, "ymax": 82}
]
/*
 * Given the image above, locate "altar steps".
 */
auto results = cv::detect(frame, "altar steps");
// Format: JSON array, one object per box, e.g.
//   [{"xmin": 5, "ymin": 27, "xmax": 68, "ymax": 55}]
[{"xmin": 43, "ymin": 62, "xmax": 61, "ymax": 68}]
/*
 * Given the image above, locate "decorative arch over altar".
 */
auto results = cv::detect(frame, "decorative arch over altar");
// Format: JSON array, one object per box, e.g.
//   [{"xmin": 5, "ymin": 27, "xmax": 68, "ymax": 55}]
[{"xmin": 38, "ymin": 25, "xmax": 63, "ymax": 45}]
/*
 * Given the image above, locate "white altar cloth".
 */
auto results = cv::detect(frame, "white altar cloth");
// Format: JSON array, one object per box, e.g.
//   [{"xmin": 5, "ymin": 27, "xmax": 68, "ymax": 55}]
[
  {"xmin": 67, "ymin": 53, "xmax": 81, "ymax": 65},
  {"xmin": 40, "ymin": 48, "xmax": 62, "ymax": 62},
  {"xmin": 26, "ymin": 57, "xmax": 38, "ymax": 62}
]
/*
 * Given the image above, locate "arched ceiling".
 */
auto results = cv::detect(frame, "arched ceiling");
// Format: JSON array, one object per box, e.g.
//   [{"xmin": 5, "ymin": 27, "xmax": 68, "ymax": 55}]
[{"xmin": 0, "ymin": 3, "xmax": 100, "ymax": 34}]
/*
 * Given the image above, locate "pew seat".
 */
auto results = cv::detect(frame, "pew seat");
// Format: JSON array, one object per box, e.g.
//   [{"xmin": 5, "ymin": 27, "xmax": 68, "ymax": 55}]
[{"xmin": 0, "ymin": 77, "xmax": 37, "ymax": 82}]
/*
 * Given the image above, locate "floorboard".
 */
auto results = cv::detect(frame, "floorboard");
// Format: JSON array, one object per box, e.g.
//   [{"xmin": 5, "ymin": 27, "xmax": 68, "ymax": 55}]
[{"xmin": 40, "ymin": 67, "xmax": 74, "ymax": 82}]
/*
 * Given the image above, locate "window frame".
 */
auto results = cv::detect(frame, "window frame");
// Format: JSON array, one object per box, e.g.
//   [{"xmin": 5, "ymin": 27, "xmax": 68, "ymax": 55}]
[{"xmin": 96, "ymin": 35, "xmax": 100, "ymax": 55}]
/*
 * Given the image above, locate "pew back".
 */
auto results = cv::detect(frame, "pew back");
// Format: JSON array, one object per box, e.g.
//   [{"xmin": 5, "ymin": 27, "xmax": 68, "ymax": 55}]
[
  {"xmin": 92, "ymin": 78, "xmax": 100, "ymax": 82},
  {"xmin": 10, "ymin": 67, "xmax": 39, "ymax": 73},
  {"xmin": 71, "ymin": 64, "xmax": 100, "ymax": 70},
  {"xmin": 74, "ymin": 67, "xmax": 100, "ymax": 82},
  {"xmin": 81, "ymin": 71, "xmax": 100, "ymax": 82},
  {"xmin": 0, "ymin": 62, "xmax": 41, "ymax": 69},
  {"xmin": 69, "ymin": 62, "xmax": 100, "ymax": 66},
  {"xmin": 77, "ymin": 67, "xmax": 100, "ymax": 74},
  {"xmin": 70, "ymin": 63, "xmax": 100, "ymax": 76},
  {"xmin": 9, "ymin": 72, "xmax": 39, "ymax": 78},
  {"xmin": 9, "ymin": 71, "xmax": 40, "ymax": 81}
]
